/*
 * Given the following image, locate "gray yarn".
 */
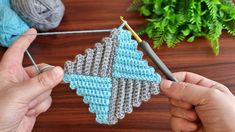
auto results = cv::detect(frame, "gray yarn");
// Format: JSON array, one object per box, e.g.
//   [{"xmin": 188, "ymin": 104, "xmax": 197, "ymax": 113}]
[
  {"xmin": 11, "ymin": 0, "xmax": 65, "ymax": 31},
  {"xmin": 150, "ymin": 82, "xmax": 160, "ymax": 95},
  {"xmin": 132, "ymin": 80, "xmax": 142, "ymax": 107},
  {"xmin": 141, "ymin": 81, "xmax": 151, "ymax": 102},
  {"xmin": 64, "ymin": 32, "xmax": 116, "ymax": 76},
  {"xmin": 64, "ymin": 60, "xmax": 74, "ymax": 74},
  {"xmin": 83, "ymin": 49, "xmax": 94, "ymax": 75},
  {"xmin": 108, "ymin": 79, "xmax": 159, "ymax": 124},
  {"xmin": 107, "ymin": 30, "xmax": 118, "ymax": 76},
  {"xmin": 124, "ymin": 79, "xmax": 134, "ymax": 113},
  {"xmin": 115, "ymin": 78, "xmax": 126, "ymax": 119},
  {"xmin": 100, "ymin": 37, "xmax": 113, "ymax": 77},
  {"xmin": 109, "ymin": 78, "xmax": 119, "ymax": 124},
  {"xmin": 74, "ymin": 54, "xmax": 84, "ymax": 74},
  {"xmin": 92, "ymin": 43, "xmax": 104, "ymax": 76}
]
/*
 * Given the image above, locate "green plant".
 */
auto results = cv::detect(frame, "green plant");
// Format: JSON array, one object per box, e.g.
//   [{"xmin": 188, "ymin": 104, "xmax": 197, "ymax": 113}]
[{"xmin": 128, "ymin": 0, "xmax": 235, "ymax": 55}]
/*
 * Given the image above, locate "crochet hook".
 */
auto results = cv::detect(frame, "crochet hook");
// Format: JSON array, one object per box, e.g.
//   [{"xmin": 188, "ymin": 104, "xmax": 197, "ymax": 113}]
[{"xmin": 120, "ymin": 16, "xmax": 178, "ymax": 82}]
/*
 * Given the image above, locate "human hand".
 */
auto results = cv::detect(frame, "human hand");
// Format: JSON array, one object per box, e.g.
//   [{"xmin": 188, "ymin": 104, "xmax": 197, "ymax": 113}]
[
  {"xmin": 0, "ymin": 29, "xmax": 64, "ymax": 132},
  {"xmin": 161, "ymin": 72, "xmax": 235, "ymax": 132}
]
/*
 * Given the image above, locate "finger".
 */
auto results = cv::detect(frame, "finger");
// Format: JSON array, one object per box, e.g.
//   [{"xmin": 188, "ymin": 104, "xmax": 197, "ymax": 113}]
[
  {"xmin": 28, "ymin": 89, "xmax": 52, "ymax": 109},
  {"xmin": 161, "ymin": 80, "xmax": 211, "ymax": 105},
  {"xmin": 210, "ymin": 83, "xmax": 233, "ymax": 96},
  {"xmin": 170, "ymin": 117, "xmax": 198, "ymax": 132},
  {"xmin": 16, "ymin": 66, "xmax": 63, "ymax": 102},
  {"xmin": 17, "ymin": 115, "xmax": 36, "ymax": 132},
  {"xmin": 1, "ymin": 29, "xmax": 37, "ymax": 65},
  {"xmin": 35, "ymin": 96, "xmax": 52, "ymax": 116},
  {"xmin": 170, "ymin": 106, "xmax": 198, "ymax": 122},
  {"xmin": 174, "ymin": 72, "xmax": 233, "ymax": 95},
  {"xmin": 26, "ymin": 96, "xmax": 52, "ymax": 116},
  {"xmin": 173, "ymin": 72, "xmax": 217, "ymax": 87},
  {"xmin": 24, "ymin": 63, "xmax": 55, "ymax": 78},
  {"xmin": 170, "ymin": 98, "xmax": 192, "ymax": 109}
]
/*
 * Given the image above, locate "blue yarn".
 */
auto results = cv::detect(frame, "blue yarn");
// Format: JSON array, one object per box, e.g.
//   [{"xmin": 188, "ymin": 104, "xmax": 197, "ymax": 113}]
[
  {"xmin": 64, "ymin": 74, "xmax": 112, "ymax": 124},
  {"xmin": 89, "ymin": 104, "xmax": 109, "ymax": 114},
  {"xmin": 0, "ymin": 1, "xmax": 29, "ymax": 47},
  {"xmin": 0, "ymin": 0, "xmax": 10, "ymax": 6},
  {"xmin": 112, "ymin": 30, "xmax": 161, "ymax": 82}
]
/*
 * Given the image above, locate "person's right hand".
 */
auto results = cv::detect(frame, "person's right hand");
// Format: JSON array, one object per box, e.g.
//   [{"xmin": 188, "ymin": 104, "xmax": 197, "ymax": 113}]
[{"xmin": 161, "ymin": 72, "xmax": 235, "ymax": 132}]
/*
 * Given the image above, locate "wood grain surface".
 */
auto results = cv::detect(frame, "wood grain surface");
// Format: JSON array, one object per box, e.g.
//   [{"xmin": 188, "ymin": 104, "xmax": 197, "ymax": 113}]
[{"xmin": 0, "ymin": 0, "xmax": 235, "ymax": 132}]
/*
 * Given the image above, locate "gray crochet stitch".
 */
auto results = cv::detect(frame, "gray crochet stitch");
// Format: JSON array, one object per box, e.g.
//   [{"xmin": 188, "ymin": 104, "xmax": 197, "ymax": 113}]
[
  {"xmin": 64, "ymin": 60, "xmax": 74, "ymax": 74},
  {"xmin": 150, "ymin": 82, "xmax": 160, "ymax": 95},
  {"xmin": 74, "ymin": 54, "xmax": 84, "ymax": 74},
  {"xmin": 100, "ymin": 37, "xmax": 114, "ymax": 77},
  {"xmin": 115, "ymin": 78, "xmax": 126, "ymax": 119},
  {"xmin": 64, "ymin": 35, "xmax": 115, "ymax": 76},
  {"xmin": 124, "ymin": 79, "xmax": 134, "ymax": 113},
  {"xmin": 83, "ymin": 49, "xmax": 94, "ymax": 75},
  {"xmin": 109, "ymin": 78, "xmax": 119, "ymax": 125},
  {"xmin": 91, "ymin": 43, "xmax": 103, "ymax": 76},
  {"xmin": 141, "ymin": 81, "xmax": 151, "ymax": 102},
  {"xmin": 64, "ymin": 28, "xmax": 161, "ymax": 125},
  {"xmin": 132, "ymin": 80, "xmax": 142, "ymax": 107}
]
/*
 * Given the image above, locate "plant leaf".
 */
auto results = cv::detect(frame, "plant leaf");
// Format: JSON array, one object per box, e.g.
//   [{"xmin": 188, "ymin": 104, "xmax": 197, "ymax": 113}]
[{"xmin": 128, "ymin": 0, "xmax": 235, "ymax": 55}]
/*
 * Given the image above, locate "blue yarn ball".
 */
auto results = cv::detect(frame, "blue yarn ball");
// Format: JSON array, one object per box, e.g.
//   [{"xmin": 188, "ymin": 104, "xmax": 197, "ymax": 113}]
[{"xmin": 0, "ymin": 5, "xmax": 29, "ymax": 47}]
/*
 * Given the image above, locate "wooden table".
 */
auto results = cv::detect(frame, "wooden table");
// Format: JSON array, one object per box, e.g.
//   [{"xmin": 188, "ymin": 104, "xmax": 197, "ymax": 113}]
[{"xmin": 1, "ymin": 0, "xmax": 235, "ymax": 131}]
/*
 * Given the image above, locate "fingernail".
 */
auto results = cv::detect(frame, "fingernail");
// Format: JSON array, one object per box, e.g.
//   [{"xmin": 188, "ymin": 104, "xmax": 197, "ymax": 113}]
[
  {"xmin": 160, "ymin": 80, "xmax": 173, "ymax": 89},
  {"xmin": 52, "ymin": 66, "xmax": 64, "ymax": 79},
  {"xmin": 25, "ymin": 28, "xmax": 37, "ymax": 37},
  {"xmin": 28, "ymin": 28, "xmax": 37, "ymax": 34}
]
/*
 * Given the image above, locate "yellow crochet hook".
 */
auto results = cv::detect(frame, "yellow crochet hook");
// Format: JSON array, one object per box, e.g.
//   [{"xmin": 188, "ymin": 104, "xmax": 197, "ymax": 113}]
[{"xmin": 120, "ymin": 16, "xmax": 177, "ymax": 82}]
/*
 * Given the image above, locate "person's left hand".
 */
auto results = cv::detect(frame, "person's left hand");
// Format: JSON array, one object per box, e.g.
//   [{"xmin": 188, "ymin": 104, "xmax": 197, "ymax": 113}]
[{"xmin": 0, "ymin": 29, "xmax": 64, "ymax": 132}]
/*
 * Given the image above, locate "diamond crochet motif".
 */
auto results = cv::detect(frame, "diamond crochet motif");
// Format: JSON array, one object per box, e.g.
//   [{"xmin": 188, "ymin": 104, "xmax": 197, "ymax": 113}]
[{"xmin": 64, "ymin": 28, "xmax": 161, "ymax": 125}]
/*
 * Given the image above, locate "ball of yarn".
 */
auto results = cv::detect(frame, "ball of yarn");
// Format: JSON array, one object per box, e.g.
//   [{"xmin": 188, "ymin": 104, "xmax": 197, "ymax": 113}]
[
  {"xmin": 11, "ymin": 0, "xmax": 65, "ymax": 31},
  {"xmin": 0, "ymin": 5, "xmax": 29, "ymax": 47}
]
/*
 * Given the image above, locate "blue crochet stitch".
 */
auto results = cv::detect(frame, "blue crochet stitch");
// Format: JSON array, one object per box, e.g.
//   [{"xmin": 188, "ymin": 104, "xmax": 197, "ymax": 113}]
[{"xmin": 64, "ymin": 26, "xmax": 161, "ymax": 125}]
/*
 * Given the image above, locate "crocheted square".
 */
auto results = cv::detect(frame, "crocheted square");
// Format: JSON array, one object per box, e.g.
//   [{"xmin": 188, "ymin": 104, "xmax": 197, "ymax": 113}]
[{"xmin": 64, "ymin": 27, "xmax": 161, "ymax": 125}]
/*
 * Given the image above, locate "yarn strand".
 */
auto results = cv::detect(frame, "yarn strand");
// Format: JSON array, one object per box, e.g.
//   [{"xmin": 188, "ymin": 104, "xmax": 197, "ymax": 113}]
[
  {"xmin": 26, "ymin": 50, "xmax": 41, "ymax": 74},
  {"xmin": 23, "ymin": 29, "xmax": 113, "ymax": 36}
]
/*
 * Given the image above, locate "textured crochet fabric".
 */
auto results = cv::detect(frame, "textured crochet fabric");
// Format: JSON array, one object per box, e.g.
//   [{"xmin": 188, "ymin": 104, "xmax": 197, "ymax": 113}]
[{"xmin": 63, "ymin": 27, "xmax": 161, "ymax": 125}]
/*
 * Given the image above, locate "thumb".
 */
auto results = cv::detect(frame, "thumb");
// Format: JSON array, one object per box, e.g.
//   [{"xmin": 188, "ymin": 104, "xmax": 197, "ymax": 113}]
[
  {"xmin": 17, "ymin": 66, "xmax": 64, "ymax": 102},
  {"xmin": 160, "ymin": 79, "xmax": 211, "ymax": 106}
]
